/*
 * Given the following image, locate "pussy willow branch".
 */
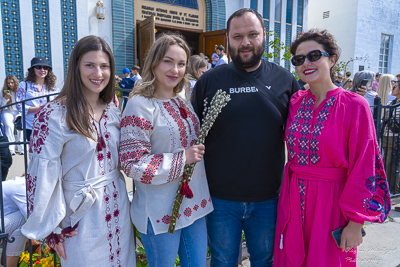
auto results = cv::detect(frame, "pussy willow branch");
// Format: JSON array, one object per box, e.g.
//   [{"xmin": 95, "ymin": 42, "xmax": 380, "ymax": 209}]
[{"xmin": 168, "ymin": 90, "xmax": 231, "ymax": 233}]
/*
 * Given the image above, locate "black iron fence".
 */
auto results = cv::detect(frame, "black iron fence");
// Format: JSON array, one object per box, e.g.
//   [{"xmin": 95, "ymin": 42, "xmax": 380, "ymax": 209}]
[
  {"xmin": 0, "ymin": 93, "xmax": 399, "ymax": 266},
  {"xmin": 373, "ymin": 97, "xmax": 400, "ymax": 197}
]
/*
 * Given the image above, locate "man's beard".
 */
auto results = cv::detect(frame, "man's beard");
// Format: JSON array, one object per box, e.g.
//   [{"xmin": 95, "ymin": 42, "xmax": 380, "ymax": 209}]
[{"xmin": 228, "ymin": 37, "xmax": 265, "ymax": 70}]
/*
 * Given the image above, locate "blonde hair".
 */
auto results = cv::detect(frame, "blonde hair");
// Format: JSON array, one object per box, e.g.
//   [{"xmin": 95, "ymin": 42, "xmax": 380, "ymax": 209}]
[
  {"xmin": 130, "ymin": 34, "xmax": 190, "ymax": 98},
  {"xmin": 187, "ymin": 55, "xmax": 207, "ymax": 80},
  {"xmin": 377, "ymin": 74, "xmax": 394, "ymax": 105}
]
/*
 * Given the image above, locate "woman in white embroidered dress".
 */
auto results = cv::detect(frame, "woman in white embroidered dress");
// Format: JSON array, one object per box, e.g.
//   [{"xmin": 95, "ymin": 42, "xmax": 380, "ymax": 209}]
[
  {"xmin": 21, "ymin": 36, "xmax": 136, "ymax": 266},
  {"xmin": 1, "ymin": 75, "xmax": 24, "ymax": 155},
  {"xmin": 120, "ymin": 34, "xmax": 213, "ymax": 266},
  {"xmin": 16, "ymin": 56, "xmax": 59, "ymax": 142}
]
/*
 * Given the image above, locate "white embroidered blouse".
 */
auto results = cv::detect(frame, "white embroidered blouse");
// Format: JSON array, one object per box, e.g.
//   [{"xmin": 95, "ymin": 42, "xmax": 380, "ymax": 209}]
[
  {"xmin": 120, "ymin": 95, "xmax": 213, "ymax": 235},
  {"xmin": 21, "ymin": 101, "xmax": 135, "ymax": 266}
]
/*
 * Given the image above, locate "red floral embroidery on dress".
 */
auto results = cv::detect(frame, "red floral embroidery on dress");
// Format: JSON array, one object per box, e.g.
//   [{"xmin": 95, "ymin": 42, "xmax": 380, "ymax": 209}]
[
  {"xmin": 141, "ymin": 154, "xmax": 163, "ymax": 184},
  {"xmin": 26, "ymin": 173, "xmax": 37, "ymax": 215},
  {"xmin": 104, "ymin": 182, "xmax": 121, "ymax": 266},
  {"xmin": 193, "ymin": 204, "xmax": 199, "ymax": 211},
  {"xmin": 163, "ymin": 101, "xmax": 188, "ymax": 148},
  {"xmin": 30, "ymin": 103, "xmax": 54, "ymax": 154},
  {"xmin": 176, "ymin": 98, "xmax": 200, "ymax": 136},
  {"xmin": 162, "ymin": 215, "xmax": 171, "ymax": 224},
  {"xmin": 201, "ymin": 199, "xmax": 207, "ymax": 208},
  {"xmin": 121, "ymin": 115, "xmax": 153, "ymax": 130},
  {"xmin": 119, "ymin": 138, "xmax": 151, "ymax": 162},
  {"xmin": 184, "ymin": 207, "xmax": 192, "ymax": 217}
]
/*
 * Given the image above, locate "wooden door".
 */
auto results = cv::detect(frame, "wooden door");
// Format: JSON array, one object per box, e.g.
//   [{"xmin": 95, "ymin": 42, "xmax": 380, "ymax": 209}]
[
  {"xmin": 137, "ymin": 16, "xmax": 155, "ymax": 68},
  {"xmin": 199, "ymin": 29, "xmax": 228, "ymax": 60}
]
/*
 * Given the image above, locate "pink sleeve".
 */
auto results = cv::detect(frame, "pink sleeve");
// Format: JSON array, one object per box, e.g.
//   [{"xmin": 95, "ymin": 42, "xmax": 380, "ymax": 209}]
[{"xmin": 339, "ymin": 99, "xmax": 391, "ymax": 224}]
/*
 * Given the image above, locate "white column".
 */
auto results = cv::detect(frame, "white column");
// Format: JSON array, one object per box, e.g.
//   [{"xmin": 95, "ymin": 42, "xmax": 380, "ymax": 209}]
[
  {"xmin": 49, "ymin": 0, "xmax": 64, "ymax": 86},
  {"xmin": 280, "ymin": 0, "xmax": 287, "ymax": 67},
  {"xmin": 19, "ymin": 0, "xmax": 35, "ymax": 74}
]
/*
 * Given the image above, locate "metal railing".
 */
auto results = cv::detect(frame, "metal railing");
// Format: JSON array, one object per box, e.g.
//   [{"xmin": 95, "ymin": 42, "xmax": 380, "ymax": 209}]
[{"xmin": 0, "ymin": 92, "xmax": 58, "ymax": 267}]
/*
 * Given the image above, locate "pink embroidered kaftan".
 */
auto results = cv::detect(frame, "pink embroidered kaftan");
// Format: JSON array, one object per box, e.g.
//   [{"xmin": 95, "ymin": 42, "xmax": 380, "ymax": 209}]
[
  {"xmin": 21, "ymin": 101, "xmax": 136, "ymax": 267},
  {"xmin": 274, "ymin": 87, "xmax": 391, "ymax": 267}
]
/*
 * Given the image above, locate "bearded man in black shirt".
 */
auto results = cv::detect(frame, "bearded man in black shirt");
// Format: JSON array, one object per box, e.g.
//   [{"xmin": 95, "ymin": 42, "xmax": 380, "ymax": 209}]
[{"xmin": 192, "ymin": 8, "xmax": 299, "ymax": 266}]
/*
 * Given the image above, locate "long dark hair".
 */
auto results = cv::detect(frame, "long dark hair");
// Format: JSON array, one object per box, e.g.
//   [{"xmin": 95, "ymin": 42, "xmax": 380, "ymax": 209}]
[
  {"xmin": 25, "ymin": 67, "xmax": 57, "ymax": 90},
  {"xmin": 55, "ymin": 35, "xmax": 115, "ymax": 140}
]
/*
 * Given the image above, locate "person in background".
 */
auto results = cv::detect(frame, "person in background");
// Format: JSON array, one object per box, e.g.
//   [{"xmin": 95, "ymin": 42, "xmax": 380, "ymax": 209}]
[
  {"xmin": 377, "ymin": 74, "xmax": 395, "ymax": 105},
  {"xmin": 334, "ymin": 71, "xmax": 344, "ymax": 87},
  {"xmin": 120, "ymin": 34, "xmax": 213, "ymax": 267},
  {"xmin": 274, "ymin": 28, "xmax": 390, "ymax": 267},
  {"xmin": 16, "ymin": 57, "xmax": 59, "ymax": 141},
  {"xmin": 0, "ymin": 109, "xmax": 12, "ymax": 181},
  {"xmin": 130, "ymin": 65, "xmax": 142, "ymax": 84},
  {"xmin": 345, "ymin": 71, "xmax": 351, "ymax": 79},
  {"xmin": 352, "ymin": 71, "xmax": 376, "ymax": 110},
  {"xmin": 185, "ymin": 55, "xmax": 208, "ymax": 98},
  {"xmin": 372, "ymin": 72, "xmax": 381, "ymax": 92},
  {"xmin": 118, "ymin": 68, "xmax": 135, "ymax": 109},
  {"xmin": 21, "ymin": 35, "xmax": 136, "ymax": 266},
  {"xmin": 204, "ymin": 54, "xmax": 212, "ymax": 70},
  {"xmin": 1, "ymin": 75, "xmax": 24, "ymax": 155},
  {"xmin": 215, "ymin": 45, "xmax": 229, "ymax": 67},
  {"xmin": 211, "ymin": 45, "xmax": 219, "ymax": 68},
  {"xmin": 1, "ymin": 176, "xmax": 27, "ymax": 267}
]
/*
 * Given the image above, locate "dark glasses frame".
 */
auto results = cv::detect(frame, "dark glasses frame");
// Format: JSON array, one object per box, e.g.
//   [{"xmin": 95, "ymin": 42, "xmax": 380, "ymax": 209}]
[
  {"xmin": 34, "ymin": 65, "xmax": 50, "ymax": 70},
  {"xmin": 291, "ymin": 50, "xmax": 330, "ymax": 66}
]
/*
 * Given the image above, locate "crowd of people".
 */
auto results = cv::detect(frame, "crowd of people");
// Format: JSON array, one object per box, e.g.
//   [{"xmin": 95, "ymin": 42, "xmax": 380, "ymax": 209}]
[{"xmin": 0, "ymin": 7, "xmax": 394, "ymax": 267}]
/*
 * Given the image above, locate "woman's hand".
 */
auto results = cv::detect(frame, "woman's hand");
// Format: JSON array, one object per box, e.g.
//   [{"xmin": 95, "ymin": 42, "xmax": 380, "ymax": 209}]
[
  {"xmin": 4, "ymin": 93, "xmax": 11, "ymax": 100},
  {"xmin": 50, "ymin": 231, "xmax": 78, "ymax": 260},
  {"xmin": 356, "ymin": 85, "xmax": 367, "ymax": 97},
  {"xmin": 339, "ymin": 221, "xmax": 364, "ymax": 252},
  {"xmin": 185, "ymin": 144, "xmax": 205, "ymax": 164}
]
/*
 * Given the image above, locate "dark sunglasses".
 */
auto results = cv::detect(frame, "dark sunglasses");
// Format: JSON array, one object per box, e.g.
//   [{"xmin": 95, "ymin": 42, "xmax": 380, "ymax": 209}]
[
  {"xmin": 34, "ymin": 65, "xmax": 50, "ymax": 70},
  {"xmin": 291, "ymin": 50, "xmax": 330, "ymax": 66}
]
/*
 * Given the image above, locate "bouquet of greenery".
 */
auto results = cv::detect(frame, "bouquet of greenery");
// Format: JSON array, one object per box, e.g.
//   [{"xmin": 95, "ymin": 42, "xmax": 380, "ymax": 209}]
[{"xmin": 168, "ymin": 89, "xmax": 231, "ymax": 233}]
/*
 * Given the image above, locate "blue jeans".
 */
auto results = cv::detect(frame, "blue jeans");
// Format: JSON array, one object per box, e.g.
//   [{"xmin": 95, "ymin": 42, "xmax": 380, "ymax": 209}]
[
  {"xmin": 206, "ymin": 197, "xmax": 278, "ymax": 267},
  {"xmin": 140, "ymin": 217, "xmax": 207, "ymax": 267}
]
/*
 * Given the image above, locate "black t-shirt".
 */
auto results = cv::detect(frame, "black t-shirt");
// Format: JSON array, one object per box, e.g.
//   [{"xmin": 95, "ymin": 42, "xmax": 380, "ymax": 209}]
[{"xmin": 192, "ymin": 60, "xmax": 299, "ymax": 202}]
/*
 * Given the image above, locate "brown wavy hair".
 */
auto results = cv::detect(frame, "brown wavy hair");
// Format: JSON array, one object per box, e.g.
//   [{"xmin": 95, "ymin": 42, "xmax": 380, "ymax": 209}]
[
  {"xmin": 25, "ymin": 66, "xmax": 57, "ymax": 90},
  {"xmin": 130, "ymin": 33, "xmax": 190, "ymax": 98},
  {"xmin": 290, "ymin": 29, "xmax": 341, "ymax": 81},
  {"xmin": 55, "ymin": 35, "xmax": 115, "ymax": 140},
  {"xmin": 2, "ymin": 75, "xmax": 19, "ymax": 108}
]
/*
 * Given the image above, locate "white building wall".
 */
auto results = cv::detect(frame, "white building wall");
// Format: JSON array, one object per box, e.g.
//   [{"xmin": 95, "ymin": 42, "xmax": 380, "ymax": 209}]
[
  {"xmin": 49, "ymin": 1, "xmax": 64, "ymax": 86},
  {"xmin": 308, "ymin": 0, "xmax": 400, "ymax": 77},
  {"xmin": 308, "ymin": 0, "xmax": 358, "ymax": 75},
  {"xmin": 20, "ymin": 0, "xmax": 35, "ymax": 80},
  {"xmin": 354, "ymin": 0, "xmax": 400, "ymax": 76}
]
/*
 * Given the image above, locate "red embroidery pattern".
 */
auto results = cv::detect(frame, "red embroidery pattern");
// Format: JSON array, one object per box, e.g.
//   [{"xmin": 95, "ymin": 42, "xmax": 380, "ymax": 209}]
[
  {"xmin": 104, "ymin": 182, "xmax": 121, "ymax": 266},
  {"xmin": 162, "ymin": 215, "xmax": 171, "ymax": 224},
  {"xmin": 176, "ymin": 98, "xmax": 200, "ymax": 137},
  {"xmin": 163, "ymin": 102, "xmax": 188, "ymax": 148},
  {"xmin": 30, "ymin": 103, "xmax": 55, "ymax": 154},
  {"xmin": 119, "ymin": 138, "xmax": 150, "ymax": 162},
  {"xmin": 184, "ymin": 207, "xmax": 192, "ymax": 217},
  {"xmin": 167, "ymin": 151, "xmax": 184, "ymax": 182},
  {"xmin": 26, "ymin": 173, "xmax": 37, "ymax": 215},
  {"xmin": 201, "ymin": 199, "xmax": 207, "ymax": 208},
  {"xmin": 142, "ymin": 154, "xmax": 163, "ymax": 184},
  {"xmin": 158, "ymin": 198, "xmax": 211, "ymax": 224},
  {"xmin": 121, "ymin": 115, "xmax": 153, "ymax": 130}
]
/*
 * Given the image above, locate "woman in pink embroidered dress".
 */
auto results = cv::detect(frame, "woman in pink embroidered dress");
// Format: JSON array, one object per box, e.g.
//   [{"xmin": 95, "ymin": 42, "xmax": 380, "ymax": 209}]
[
  {"xmin": 119, "ymin": 34, "xmax": 213, "ymax": 266},
  {"xmin": 21, "ymin": 36, "xmax": 135, "ymax": 266},
  {"xmin": 273, "ymin": 29, "xmax": 391, "ymax": 266}
]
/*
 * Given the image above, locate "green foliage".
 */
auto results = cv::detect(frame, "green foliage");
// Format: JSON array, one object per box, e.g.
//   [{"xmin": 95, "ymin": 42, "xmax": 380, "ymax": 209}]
[
  {"xmin": 333, "ymin": 56, "xmax": 370, "ymax": 75},
  {"xmin": 264, "ymin": 31, "xmax": 291, "ymax": 69}
]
